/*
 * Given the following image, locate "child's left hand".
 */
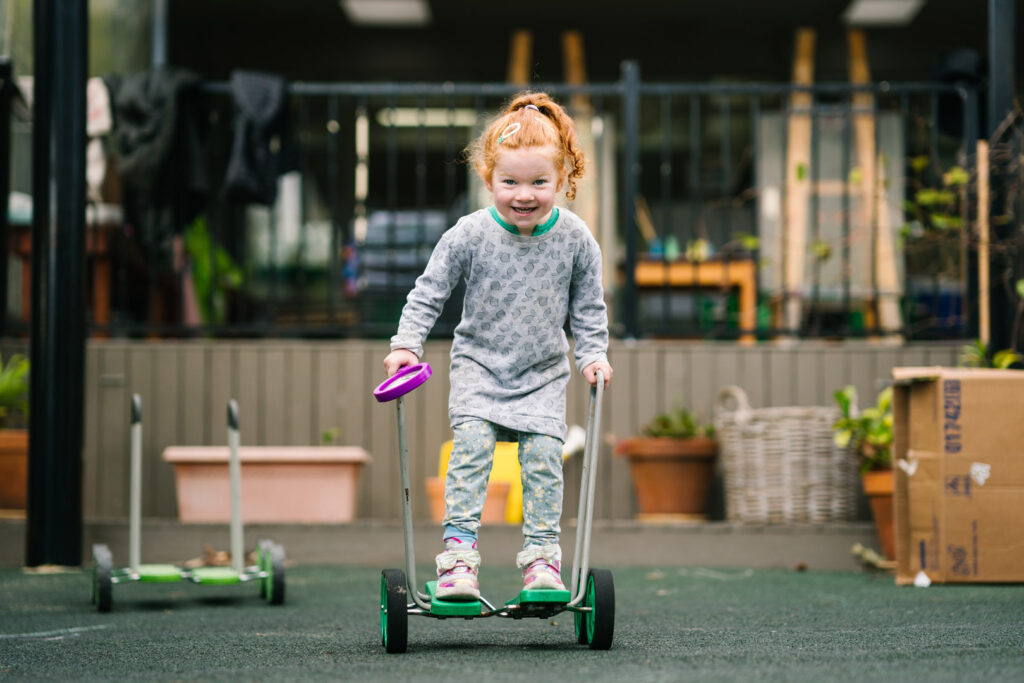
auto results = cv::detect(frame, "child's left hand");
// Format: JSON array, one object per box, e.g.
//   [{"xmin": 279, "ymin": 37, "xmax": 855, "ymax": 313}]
[{"xmin": 583, "ymin": 361, "xmax": 613, "ymax": 389}]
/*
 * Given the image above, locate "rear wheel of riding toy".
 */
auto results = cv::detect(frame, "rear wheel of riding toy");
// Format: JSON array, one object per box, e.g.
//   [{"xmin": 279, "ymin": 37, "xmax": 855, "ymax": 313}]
[
  {"xmin": 257, "ymin": 540, "xmax": 273, "ymax": 599},
  {"xmin": 585, "ymin": 569, "xmax": 614, "ymax": 650},
  {"xmin": 380, "ymin": 569, "xmax": 408, "ymax": 654},
  {"xmin": 92, "ymin": 544, "xmax": 113, "ymax": 613},
  {"xmin": 267, "ymin": 543, "xmax": 286, "ymax": 605}
]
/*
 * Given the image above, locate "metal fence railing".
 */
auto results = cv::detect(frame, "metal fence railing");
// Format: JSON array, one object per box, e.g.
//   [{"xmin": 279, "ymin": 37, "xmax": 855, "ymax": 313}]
[
  {"xmin": 3, "ymin": 61, "xmax": 985, "ymax": 341},
  {"xmin": 626, "ymin": 77, "xmax": 981, "ymax": 342}
]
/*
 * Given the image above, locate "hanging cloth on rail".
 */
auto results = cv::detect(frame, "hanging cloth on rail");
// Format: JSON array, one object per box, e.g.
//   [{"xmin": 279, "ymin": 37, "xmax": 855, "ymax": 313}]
[
  {"xmin": 105, "ymin": 66, "xmax": 209, "ymax": 272},
  {"xmin": 223, "ymin": 70, "xmax": 299, "ymax": 206}
]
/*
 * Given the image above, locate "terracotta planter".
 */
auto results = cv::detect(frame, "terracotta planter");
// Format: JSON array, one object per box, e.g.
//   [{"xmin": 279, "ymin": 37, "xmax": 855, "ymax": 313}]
[
  {"xmin": 0, "ymin": 429, "xmax": 29, "ymax": 510},
  {"xmin": 617, "ymin": 436, "xmax": 718, "ymax": 520},
  {"xmin": 162, "ymin": 446, "xmax": 369, "ymax": 523},
  {"xmin": 424, "ymin": 477, "xmax": 512, "ymax": 525},
  {"xmin": 861, "ymin": 469, "xmax": 895, "ymax": 560}
]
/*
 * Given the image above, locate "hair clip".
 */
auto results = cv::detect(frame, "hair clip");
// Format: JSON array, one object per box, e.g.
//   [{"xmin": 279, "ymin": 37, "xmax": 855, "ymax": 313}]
[
  {"xmin": 524, "ymin": 104, "xmax": 540, "ymax": 112},
  {"xmin": 497, "ymin": 122, "xmax": 521, "ymax": 144}
]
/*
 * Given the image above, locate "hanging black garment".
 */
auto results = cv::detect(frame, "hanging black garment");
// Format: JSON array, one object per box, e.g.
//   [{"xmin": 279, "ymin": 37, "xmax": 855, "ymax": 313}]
[
  {"xmin": 105, "ymin": 67, "xmax": 209, "ymax": 272},
  {"xmin": 224, "ymin": 70, "xmax": 299, "ymax": 206}
]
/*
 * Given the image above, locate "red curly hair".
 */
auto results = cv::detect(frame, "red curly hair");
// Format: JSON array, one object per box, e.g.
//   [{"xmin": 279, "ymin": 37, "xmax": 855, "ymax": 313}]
[{"xmin": 467, "ymin": 92, "xmax": 585, "ymax": 201}]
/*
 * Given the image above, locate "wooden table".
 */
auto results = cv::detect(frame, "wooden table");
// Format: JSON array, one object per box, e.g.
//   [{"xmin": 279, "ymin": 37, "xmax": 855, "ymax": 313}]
[
  {"xmin": 632, "ymin": 258, "xmax": 757, "ymax": 344},
  {"xmin": 8, "ymin": 203, "xmax": 122, "ymax": 337}
]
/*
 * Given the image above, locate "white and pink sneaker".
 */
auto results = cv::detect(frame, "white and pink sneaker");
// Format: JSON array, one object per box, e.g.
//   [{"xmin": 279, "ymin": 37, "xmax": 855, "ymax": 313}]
[
  {"xmin": 516, "ymin": 544, "xmax": 565, "ymax": 591},
  {"xmin": 435, "ymin": 539, "xmax": 481, "ymax": 600}
]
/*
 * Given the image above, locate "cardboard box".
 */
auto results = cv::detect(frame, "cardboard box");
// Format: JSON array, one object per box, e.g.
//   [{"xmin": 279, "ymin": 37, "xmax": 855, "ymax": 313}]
[{"xmin": 892, "ymin": 367, "xmax": 1024, "ymax": 584}]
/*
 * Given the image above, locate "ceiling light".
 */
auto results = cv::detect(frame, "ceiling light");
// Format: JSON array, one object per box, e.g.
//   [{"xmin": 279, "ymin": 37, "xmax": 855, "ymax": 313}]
[
  {"xmin": 375, "ymin": 108, "xmax": 479, "ymax": 128},
  {"xmin": 340, "ymin": 0, "xmax": 431, "ymax": 27},
  {"xmin": 842, "ymin": 0, "xmax": 925, "ymax": 26}
]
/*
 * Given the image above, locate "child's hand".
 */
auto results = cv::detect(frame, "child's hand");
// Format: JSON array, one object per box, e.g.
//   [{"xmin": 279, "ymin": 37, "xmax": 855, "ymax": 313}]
[
  {"xmin": 384, "ymin": 349, "xmax": 419, "ymax": 377},
  {"xmin": 583, "ymin": 361, "xmax": 613, "ymax": 389}
]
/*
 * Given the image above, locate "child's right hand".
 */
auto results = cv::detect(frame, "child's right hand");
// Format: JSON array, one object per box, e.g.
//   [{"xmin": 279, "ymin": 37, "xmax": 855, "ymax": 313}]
[{"xmin": 383, "ymin": 348, "xmax": 419, "ymax": 377}]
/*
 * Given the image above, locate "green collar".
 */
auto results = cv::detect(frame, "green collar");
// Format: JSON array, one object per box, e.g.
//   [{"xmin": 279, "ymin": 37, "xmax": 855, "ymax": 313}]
[{"xmin": 489, "ymin": 206, "xmax": 559, "ymax": 236}]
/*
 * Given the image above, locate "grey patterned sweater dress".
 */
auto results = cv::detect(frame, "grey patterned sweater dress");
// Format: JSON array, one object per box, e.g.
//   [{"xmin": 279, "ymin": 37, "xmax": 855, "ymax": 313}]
[{"xmin": 390, "ymin": 207, "xmax": 609, "ymax": 442}]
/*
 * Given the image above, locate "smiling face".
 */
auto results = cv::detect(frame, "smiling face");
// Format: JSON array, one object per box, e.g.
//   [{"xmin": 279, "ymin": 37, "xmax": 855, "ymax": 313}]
[{"xmin": 485, "ymin": 146, "xmax": 564, "ymax": 235}]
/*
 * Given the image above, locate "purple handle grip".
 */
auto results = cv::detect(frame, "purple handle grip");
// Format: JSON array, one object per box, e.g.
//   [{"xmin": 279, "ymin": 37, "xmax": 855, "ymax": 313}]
[{"xmin": 373, "ymin": 362, "xmax": 432, "ymax": 402}]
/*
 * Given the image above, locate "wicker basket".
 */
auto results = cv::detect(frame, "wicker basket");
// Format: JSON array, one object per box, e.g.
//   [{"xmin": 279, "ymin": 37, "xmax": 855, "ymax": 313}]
[{"xmin": 714, "ymin": 386, "xmax": 857, "ymax": 523}]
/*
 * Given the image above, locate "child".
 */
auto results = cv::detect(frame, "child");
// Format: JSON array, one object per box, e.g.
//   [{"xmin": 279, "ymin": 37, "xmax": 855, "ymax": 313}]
[{"xmin": 383, "ymin": 92, "xmax": 613, "ymax": 600}]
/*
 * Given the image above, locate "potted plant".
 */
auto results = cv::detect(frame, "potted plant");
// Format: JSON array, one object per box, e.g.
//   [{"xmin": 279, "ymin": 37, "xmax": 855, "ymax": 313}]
[
  {"xmin": 616, "ymin": 407, "xmax": 717, "ymax": 520},
  {"xmin": 832, "ymin": 385, "xmax": 894, "ymax": 560},
  {"xmin": 957, "ymin": 338, "xmax": 1023, "ymax": 369},
  {"xmin": 0, "ymin": 353, "xmax": 30, "ymax": 511}
]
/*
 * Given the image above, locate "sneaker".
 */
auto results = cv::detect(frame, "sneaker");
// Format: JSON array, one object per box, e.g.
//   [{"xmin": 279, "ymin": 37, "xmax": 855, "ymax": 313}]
[
  {"xmin": 516, "ymin": 544, "xmax": 565, "ymax": 591},
  {"xmin": 435, "ymin": 539, "xmax": 481, "ymax": 600}
]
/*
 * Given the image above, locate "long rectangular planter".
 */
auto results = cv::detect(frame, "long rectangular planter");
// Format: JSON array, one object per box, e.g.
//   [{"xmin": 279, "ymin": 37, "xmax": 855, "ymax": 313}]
[{"xmin": 162, "ymin": 446, "xmax": 370, "ymax": 523}]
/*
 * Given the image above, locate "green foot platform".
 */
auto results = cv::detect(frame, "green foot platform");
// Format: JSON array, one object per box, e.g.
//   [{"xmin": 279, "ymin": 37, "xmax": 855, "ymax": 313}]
[
  {"xmin": 425, "ymin": 581, "xmax": 482, "ymax": 616},
  {"xmin": 136, "ymin": 564, "xmax": 184, "ymax": 582},
  {"xmin": 506, "ymin": 589, "xmax": 571, "ymax": 606},
  {"xmin": 189, "ymin": 567, "xmax": 242, "ymax": 585}
]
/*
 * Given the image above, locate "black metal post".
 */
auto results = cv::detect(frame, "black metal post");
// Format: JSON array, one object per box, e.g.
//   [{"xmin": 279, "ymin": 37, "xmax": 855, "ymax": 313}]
[
  {"xmin": 987, "ymin": 0, "xmax": 1015, "ymax": 137},
  {"xmin": 0, "ymin": 58, "xmax": 12, "ymax": 335},
  {"xmin": 26, "ymin": 0, "xmax": 88, "ymax": 567},
  {"xmin": 620, "ymin": 61, "xmax": 640, "ymax": 339},
  {"xmin": 987, "ymin": 0, "xmax": 1016, "ymax": 350},
  {"xmin": 963, "ymin": 87, "xmax": 981, "ymax": 340}
]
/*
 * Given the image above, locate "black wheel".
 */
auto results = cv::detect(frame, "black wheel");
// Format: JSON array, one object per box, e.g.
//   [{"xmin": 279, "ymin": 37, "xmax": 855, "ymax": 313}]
[
  {"xmin": 91, "ymin": 544, "xmax": 113, "ymax": 613},
  {"xmin": 257, "ymin": 540, "xmax": 273, "ymax": 599},
  {"xmin": 584, "ymin": 569, "xmax": 614, "ymax": 650},
  {"xmin": 267, "ymin": 543, "xmax": 286, "ymax": 605},
  {"xmin": 380, "ymin": 569, "xmax": 408, "ymax": 654}
]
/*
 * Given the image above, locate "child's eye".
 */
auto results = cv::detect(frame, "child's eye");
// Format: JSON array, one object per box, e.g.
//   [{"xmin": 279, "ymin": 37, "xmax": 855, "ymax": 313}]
[
  {"xmin": 534, "ymin": 179, "xmax": 548, "ymax": 186},
  {"xmin": 503, "ymin": 179, "xmax": 516, "ymax": 185}
]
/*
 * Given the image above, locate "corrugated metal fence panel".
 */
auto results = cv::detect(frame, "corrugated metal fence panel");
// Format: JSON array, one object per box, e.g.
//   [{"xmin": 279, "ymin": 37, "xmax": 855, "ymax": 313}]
[{"xmin": 10, "ymin": 339, "xmax": 962, "ymax": 519}]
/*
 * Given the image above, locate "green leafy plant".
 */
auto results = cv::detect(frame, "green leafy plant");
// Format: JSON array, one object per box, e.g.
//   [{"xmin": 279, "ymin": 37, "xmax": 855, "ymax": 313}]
[
  {"xmin": 957, "ymin": 339, "xmax": 1023, "ymax": 369},
  {"xmin": 900, "ymin": 157, "xmax": 969, "ymax": 285},
  {"xmin": 903, "ymin": 157, "xmax": 968, "ymax": 230},
  {"xmin": 0, "ymin": 353, "xmax": 30, "ymax": 428},
  {"xmin": 184, "ymin": 215, "xmax": 244, "ymax": 326},
  {"xmin": 832, "ymin": 385, "xmax": 892, "ymax": 473},
  {"xmin": 640, "ymin": 407, "xmax": 715, "ymax": 439},
  {"xmin": 1013, "ymin": 279, "xmax": 1024, "ymax": 353}
]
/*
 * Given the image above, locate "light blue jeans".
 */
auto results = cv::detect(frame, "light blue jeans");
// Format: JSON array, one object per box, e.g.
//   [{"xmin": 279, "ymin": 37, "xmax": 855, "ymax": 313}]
[{"xmin": 443, "ymin": 420, "xmax": 563, "ymax": 549}]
